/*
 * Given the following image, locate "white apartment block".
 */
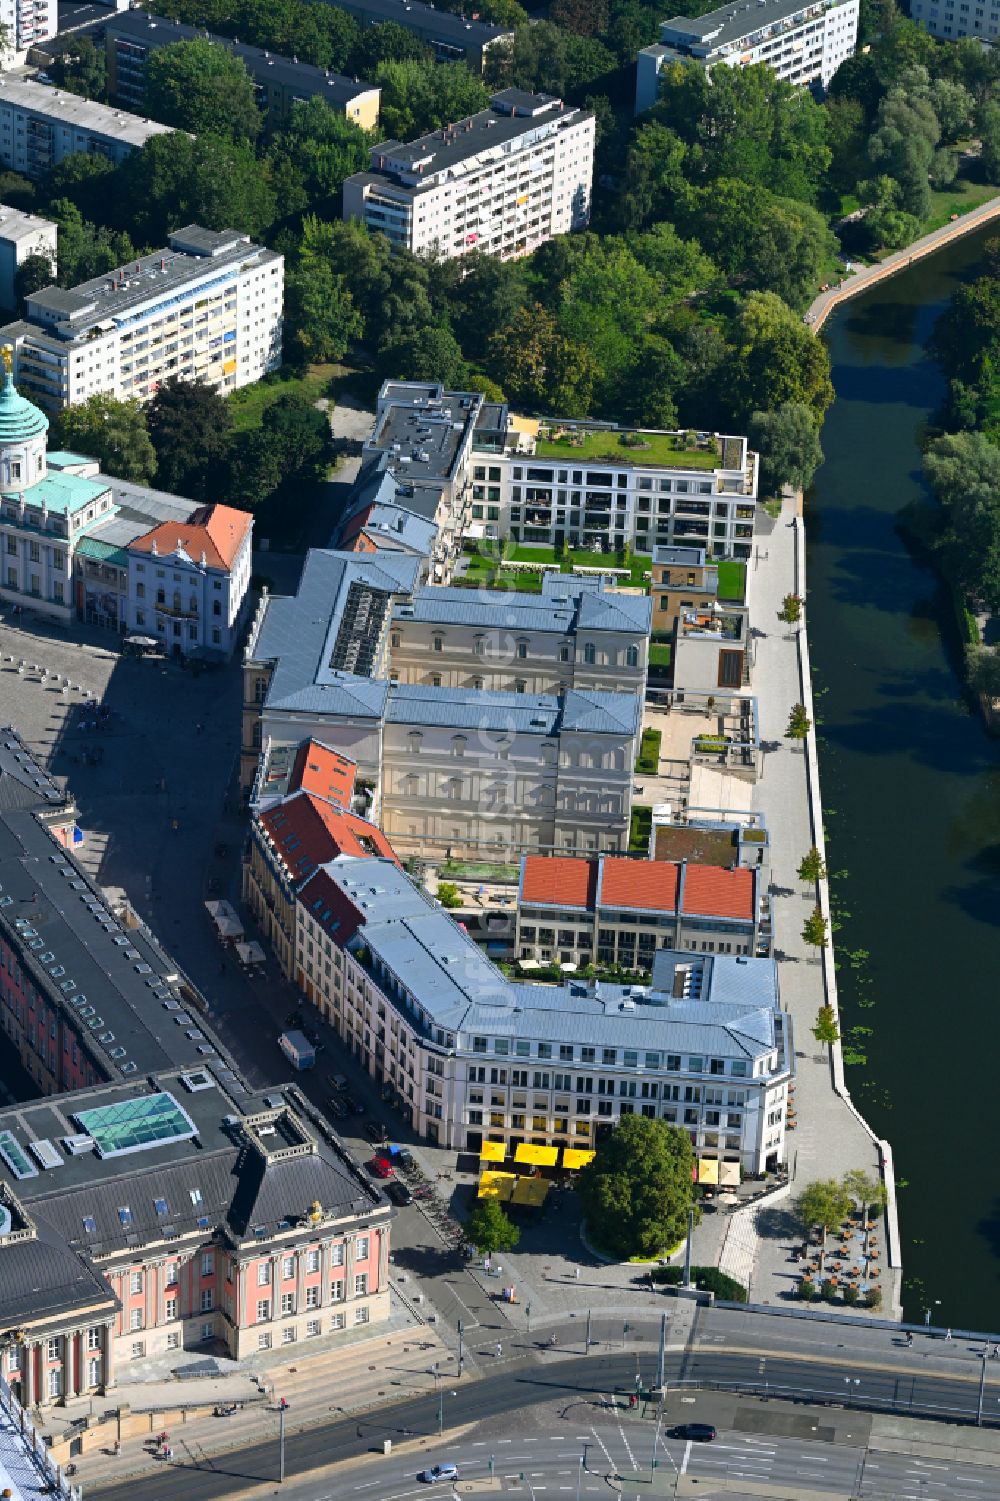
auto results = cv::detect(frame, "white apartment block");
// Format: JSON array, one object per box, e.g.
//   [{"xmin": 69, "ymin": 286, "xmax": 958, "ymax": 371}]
[
  {"xmin": 0, "ymin": 76, "xmax": 172, "ymax": 177},
  {"xmin": 295, "ymin": 856, "xmax": 792, "ymax": 1173},
  {"xmin": 343, "ymin": 88, "xmax": 594, "ymax": 262},
  {"xmin": 0, "ymin": 205, "xmax": 56, "ymax": 312},
  {"xmin": 909, "ymin": 0, "xmax": 999, "ymax": 40},
  {"xmin": 1, "ymin": 226, "xmax": 283, "ymax": 412},
  {"xmin": 2, "ymin": 0, "xmax": 57, "ymax": 64},
  {"xmin": 635, "ymin": 0, "xmax": 859, "ymax": 110}
]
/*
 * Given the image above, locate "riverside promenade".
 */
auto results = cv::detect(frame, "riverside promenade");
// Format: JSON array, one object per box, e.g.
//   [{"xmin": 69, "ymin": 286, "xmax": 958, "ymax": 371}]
[{"xmin": 718, "ymin": 495, "xmax": 899, "ymax": 1315}]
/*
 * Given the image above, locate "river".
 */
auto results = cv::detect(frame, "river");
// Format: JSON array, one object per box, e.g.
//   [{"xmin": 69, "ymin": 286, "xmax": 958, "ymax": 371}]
[{"xmin": 808, "ymin": 223, "xmax": 1000, "ymax": 1332}]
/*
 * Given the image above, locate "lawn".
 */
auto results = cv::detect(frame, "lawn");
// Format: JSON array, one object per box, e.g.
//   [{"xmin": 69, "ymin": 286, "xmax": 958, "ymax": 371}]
[
  {"xmin": 228, "ymin": 362, "xmax": 339, "ymax": 432},
  {"xmin": 718, "ymin": 559, "xmax": 747, "ymax": 603},
  {"xmin": 533, "ymin": 428, "xmax": 720, "ymax": 471},
  {"xmin": 509, "ymin": 545, "xmax": 649, "ymax": 588},
  {"xmin": 635, "ymin": 727, "xmax": 661, "ymax": 775},
  {"xmin": 629, "ymin": 805, "xmax": 652, "ymax": 855},
  {"xmin": 923, "ymin": 176, "xmax": 997, "ymax": 236},
  {"xmin": 648, "ymin": 642, "xmax": 672, "ymax": 669}
]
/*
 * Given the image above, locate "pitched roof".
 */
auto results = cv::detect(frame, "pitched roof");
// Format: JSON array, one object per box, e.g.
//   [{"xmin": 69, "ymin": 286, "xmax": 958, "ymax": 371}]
[
  {"xmin": 260, "ymin": 792, "xmax": 398, "ymax": 884},
  {"xmin": 288, "ymin": 741, "xmax": 357, "ymax": 808},
  {"xmin": 599, "ymin": 858, "xmax": 680, "ymax": 914},
  {"xmin": 520, "ymin": 856, "xmax": 598, "ymax": 911},
  {"xmin": 683, "ymin": 864, "xmax": 755, "ymax": 920},
  {"xmin": 128, "ymin": 502, "xmax": 252, "ymax": 571}
]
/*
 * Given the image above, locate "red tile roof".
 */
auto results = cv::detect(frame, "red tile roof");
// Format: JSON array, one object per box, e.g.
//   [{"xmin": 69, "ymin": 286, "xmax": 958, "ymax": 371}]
[
  {"xmin": 599, "ymin": 858, "xmax": 680, "ymax": 913},
  {"xmin": 520, "ymin": 856, "xmax": 597, "ymax": 911},
  {"xmin": 682, "ymin": 864, "xmax": 755, "ymax": 921},
  {"xmin": 129, "ymin": 503, "xmax": 252, "ymax": 572},
  {"xmin": 288, "ymin": 741, "xmax": 357, "ymax": 808},
  {"xmin": 260, "ymin": 792, "xmax": 398, "ymax": 883}
]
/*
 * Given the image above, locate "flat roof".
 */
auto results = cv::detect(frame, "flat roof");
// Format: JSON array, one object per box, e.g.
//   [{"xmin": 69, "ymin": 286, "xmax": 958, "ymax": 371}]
[
  {"xmin": 22, "ymin": 227, "xmax": 277, "ymax": 339},
  {"xmin": 323, "ymin": 0, "xmax": 510, "ymax": 47},
  {"xmin": 107, "ymin": 11, "xmax": 379, "ymax": 108},
  {"xmin": 0, "ymin": 75, "xmax": 173, "ymax": 148},
  {"xmin": 661, "ymin": 0, "xmax": 850, "ymax": 49},
  {"xmin": 369, "ymin": 398, "xmax": 475, "ymax": 481},
  {"xmin": 0, "ymin": 205, "xmax": 56, "ymax": 246}
]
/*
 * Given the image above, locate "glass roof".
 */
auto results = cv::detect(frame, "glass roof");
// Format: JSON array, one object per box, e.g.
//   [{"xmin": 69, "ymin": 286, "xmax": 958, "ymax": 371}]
[{"xmin": 74, "ymin": 1092, "xmax": 196, "ymax": 1158}]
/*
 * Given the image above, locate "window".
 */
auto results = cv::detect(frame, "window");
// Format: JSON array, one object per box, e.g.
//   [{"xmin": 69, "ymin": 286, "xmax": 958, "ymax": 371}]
[
  {"xmin": 258, "ymin": 1262, "xmax": 272, "ymax": 1286},
  {"xmin": 130, "ymin": 1271, "xmax": 143, "ymax": 1294},
  {"xmin": 355, "ymin": 1306, "xmax": 370, "ymax": 1325},
  {"xmin": 282, "ymin": 1255, "xmax": 295, "ymax": 1281},
  {"xmin": 201, "ymin": 1289, "xmax": 214, "ymax": 1312},
  {"xmin": 258, "ymin": 1333, "xmax": 272, "ymax": 1350},
  {"xmin": 306, "ymin": 1286, "xmax": 320, "ymax": 1308},
  {"xmin": 331, "ymin": 1312, "xmax": 346, "ymax": 1331},
  {"xmin": 330, "ymin": 1279, "xmax": 345, "ymax": 1302},
  {"xmin": 281, "ymin": 1293, "xmax": 295, "ymax": 1316},
  {"xmin": 354, "ymin": 1273, "xmax": 368, "ymax": 1297},
  {"xmin": 47, "ymin": 1337, "xmax": 62, "ymax": 1361},
  {"xmin": 87, "ymin": 1328, "xmax": 102, "ymax": 1351},
  {"xmin": 256, "ymin": 1300, "xmax": 272, "ymax": 1322},
  {"xmin": 166, "ymin": 1262, "xmax": 179, "ymax": 1286},
  {"xmin": 129, "ymin": 1309, "xmax": 143, "ymax": 1331},
  {"xmin": 166, "ymin": 1297, "xmax": 178, "ymax": 1320},
  {"xmin": 131, "ymin": 1341, "xmax": 146, "ymax": 1360},
  {"xmin": 201, "ymin": 1252, "xmax": 214, "ymax": 1277},
  {"xmin": 306, "ymin": 1319, "xmax": 321, "ymax": 1337},
  {"xmin": 357, "ymin": 1235, "xmax": 370, "ymax": 1260},
  {"xmin": 583, "ymin": 642, "xmax": 596, "ymax": 665},
  {"xmin": 331, "ymin": 1244, "xmax": 345, "ymax": 1266}
]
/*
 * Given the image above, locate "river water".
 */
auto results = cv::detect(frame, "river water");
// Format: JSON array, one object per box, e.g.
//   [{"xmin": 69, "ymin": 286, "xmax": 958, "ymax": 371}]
[{"xmin": 808, "ymin": 224, "xmax": 1000, "ymax": 1331}]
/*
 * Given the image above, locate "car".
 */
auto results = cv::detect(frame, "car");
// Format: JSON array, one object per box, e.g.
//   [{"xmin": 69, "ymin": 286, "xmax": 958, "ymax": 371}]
[
  {"xmin": 326, "ymin": 1096, "xmax": 348, "ymax": 1120},
  {"xmin": 368, "ymin": 1155, "xmax": 394, "ymax": 1179},
  {"xmin": 364, "ymin": 1121, "xmax": 388, "ymax": 1145},
  {"xmin": 419, "ymin": 1464, "xmax": 459, "ymax": 1484},
  {"xmin": 341, "ymin": 1095, "xmax": 362, "ymax": 1115},
  {"xmin": 669, "ymin": 1423, "xmax": 716, "ymax": 1443},
  {"xmin": 328, "ymin": 1073, "xmax": 348, "ymax": 1091},
  {"xmin": 386, "ymin": 1180, "xmax": 413, "ymax": 1206}
]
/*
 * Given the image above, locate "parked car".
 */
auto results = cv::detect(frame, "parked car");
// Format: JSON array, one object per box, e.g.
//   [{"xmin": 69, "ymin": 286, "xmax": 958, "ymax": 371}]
[
  {"xmin": 326, "ymin": 1096, "xmax": 348, "ymax": 1120},
  {"xmin": 386, "ymin": 1180, "xmax": 413, "ymax": 1206},
  {"xmin": 341, "ymin": 1095, "xmax": 363, "ymax": 1115},
  {"xmin": 364, "ymin": 1121, "xmax": 388, "ymax": 1145},
  {"xmin": 669, "ymin": 1423, "xmax": 716, "ymax": 1443},
  {"xmin": 328, "ymin": 1073, "xmax": 348, "ymax": 1091},
  {"xmin": 367, "ymin": 1156, "xmax": 394, "ymax": 1179},
  {"xmin": 419, "ymin": 1463, "xmax": 459, "ymax": 1484}
]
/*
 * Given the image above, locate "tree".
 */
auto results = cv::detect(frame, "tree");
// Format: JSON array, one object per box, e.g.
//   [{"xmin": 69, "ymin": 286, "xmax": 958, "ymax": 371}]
[
  {"xmin": 377, "ymin": 325, "xmax": 469, "ymax": 390},
  {"xmin": 485, "ymin": 22, "xmax": 615, "ymax": 97},
  {"xmin": 979, "ymin": 100, "xmax": 1000, "ymax": 186},
  {"xmin": 802, "ymin": 905, "xmax": 829, "ymax": 950},
  {"xmin": 795, "ymin": 1179, "xmax": 852, "ymax": 1270},
  {"xmin": 812, "ymin": 1004, "xmax": 840, "ymax": 1045},
  {"xmin": 797, "ymin": 845, "xmax": 826, "ymax": 883},
  {"xmin": 867, "ymin": 84, "xmax": 940, "ymax": 221},
  {"xmin": 54, "ymin": 395, "xmax": 157, "ymax": 484},
  {"xmin": 550, "ymin": 0, "xmax": 608, "ymax": 35},
  {"xmin": 147, "ymin": 378, "xmax": 234, "ymax": 501},
  {"xmin": 267, "ymin": 98, "xmax": 368, "ymax": 213},
  {"xmin": 118, "ymin": 133, "xmax": 276, "ymax": 242},
  {"xmin": 144, "ymin": 39, "xmax": 262, "ymax": 140},
  {"xmin": 437, "ymin": 881, "xmax": 462, "ymax": 908},
  {"xmin": 374, "ymin": 58, "xmax": 489, "ymax": 140},
  {"xmin": 785, "ymin": 702, "xmax": 812, "ymax": 740},
  {"xmin": 729, "ymin": 294, "xmax": 834, "ymax": 428},
  {"xmin": 779, "ymin": 594, "xmax": 804, "ymax": 625},
  {"xmin": 577, "ymin": 1115, "xmax": 698, "ymax": 1259},
  {"xmin": 750, "ymin": 404, "xmax": 824, "ymax": 497},
  {"xmin": 226, "ymin": 392, "xmax": 331, "ymax": 511},
  {"xmin": 843, "ymin": 1168, "xmax": 888, "ymax": 1227},
  {"xmin": 41, "ymin": 152, "xmax": 117, "ymax": 223},
  {"xmin": 47, "ymin": 201, "xmax": 136, "ymax": 288},
  {"xmin": 465, "ymin": 1198, "xmax": 520, "ymax": 1255},
  {"xmin": 13, "ymin": 252, "xmax": 54, "ymax": 311},
  {"xmin": 966, "ymin": 645, "xmax": 1000, "ymax": 699},
  {"xmin": 285, "ymin": 258, "xmax": 363, "ymax": 364},
  {"xmin": 488, "ymin": 303, "xmax": 598, "ymax": 417},
  {"xmin": 924, "ymin": 431, "xmax": 1000, "ymax": 610},
  {"xmin": 350, "ymin": 21, "xmax": 430, "ymax": 75}
]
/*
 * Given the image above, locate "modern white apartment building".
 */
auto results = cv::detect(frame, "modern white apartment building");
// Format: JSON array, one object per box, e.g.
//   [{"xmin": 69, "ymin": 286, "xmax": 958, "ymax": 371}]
[
  {"xmin": 0, "ymin": 76, "xmax": 172, "ymax": 178},
  {"xmin": 909, "ymin": 0, "xmax": 998, "ymax": 40},
  {"xmin": 2, "ymin": 0, "xmax": 57, "ymax": 65},
  {"xmin": 1, "ymin": 225, "xmax": 283, "ymax": 411},
  {"xmin": 294, "ymin": 855, "xmax": 791, "ymax": 1173},
  {"xmin": 343, "ymin": 89, "xmax": 594, "ymax": 262},
  {"xmin": 635, "ymin": 0, "xmax": 859, "ymax": 110},
  {"xmin": 0, "ymin": 204, "xmax": 56, "ymax": 312}
]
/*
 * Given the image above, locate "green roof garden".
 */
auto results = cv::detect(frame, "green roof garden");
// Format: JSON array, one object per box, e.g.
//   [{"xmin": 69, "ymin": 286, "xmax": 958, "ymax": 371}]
[
  {"xmin": 532, "ymin": 425, "xmax": 721, "ymax": 471},
  {"xmin": 1, "ymin": 470, "xmax": 110, "ymax": 517}
]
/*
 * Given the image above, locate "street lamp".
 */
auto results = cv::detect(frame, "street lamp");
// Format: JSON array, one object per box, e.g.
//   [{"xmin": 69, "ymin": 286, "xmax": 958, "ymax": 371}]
[
  {"xmin": 438, "ymin": 1387, "xmax": 457, "ymax": 1436},
  {"xmin": 277, "ymin": 1398, "xmax": 289, "ymax": 1484},
  {"xmin": 924, "ymin": 1300, "xmax": 941, "ymax": 1327},
  {"xmin": 844, "ymin": 1378, "xmax": 860, "ymax": 1408}
]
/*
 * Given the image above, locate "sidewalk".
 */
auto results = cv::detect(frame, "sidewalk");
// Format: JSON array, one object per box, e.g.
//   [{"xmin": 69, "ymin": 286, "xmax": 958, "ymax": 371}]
[{"xmin": 740, "ymin": 499, "xmax": 888, "ymax": 1308}]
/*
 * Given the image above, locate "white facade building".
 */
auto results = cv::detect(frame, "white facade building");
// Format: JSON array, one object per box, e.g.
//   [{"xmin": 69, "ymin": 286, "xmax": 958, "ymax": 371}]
[
  {"xmin": 343, "ymin": 88, "xmax": 594, "ymax": 262},
  {"xmin": 909, "ymin": 0, "xmax": 999, "ymax": 40},
  {"xmin": 2, "ymin": 0, "xmax": 57, "ymax": 65},
  {"xmin": 0, "ymin": 206, "xmax": 56, "ymax": 312},
  {"xmin": 125, "ymin": 502, "xmax": 253, "ymax": 658},
  {"xmin": 1, "ymin": 225, "xmax": 283, "ymax": 413},
  {"xmin": 635, "ymin": 0, "xmax": 859, "ymax": 111},
  {"xmin": 0, "ymin": 76, "xmax": 171, "ymax": 177},
  {"xmin": 294, "ymin": 855, "xmax": 791, "ymax": 1173}
]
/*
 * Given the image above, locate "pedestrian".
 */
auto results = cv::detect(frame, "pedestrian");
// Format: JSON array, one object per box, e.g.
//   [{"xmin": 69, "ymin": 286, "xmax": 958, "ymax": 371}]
[
  {"xmin": 495, "ymin": 1342, "xmax": 502, "ymax": 1358},
  {"xmin": 945, "ymin": 1328, "xmax": 953, "ymax": 1341}
]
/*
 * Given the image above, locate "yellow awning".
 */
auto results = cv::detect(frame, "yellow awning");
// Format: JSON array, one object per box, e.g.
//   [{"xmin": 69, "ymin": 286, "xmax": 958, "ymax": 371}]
[
  {"xmin": 479, "ymin": 1141, "xmax": 506, "ymax": 1162},
  {"xmin": 561, "ymin": 1148, "xmax": 595, "ymax": 1170},
  {"xmin": 512, "ymin": 1176, "xmax": 550, "ymax": 1205},
  {"xmin": 478, "ymin": 1170, "xmax": 516, "ymax": 1200},
  {"xmin": 698, "ymin": 1159, "xmax": 720, "ymax": 1185},
  {"xmin": 719, "ymin": 1161, "xmax": 741, "ymax": 1187},
  {"xmin": 514, "ymin": 1143, "xmax": 559, "ymax": 1167}
]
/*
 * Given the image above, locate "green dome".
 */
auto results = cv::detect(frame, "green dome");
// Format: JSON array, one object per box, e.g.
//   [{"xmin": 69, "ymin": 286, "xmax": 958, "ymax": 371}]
[{"xmin": 0, "ymin": 364, "xmax": 48, "ymax": 444}]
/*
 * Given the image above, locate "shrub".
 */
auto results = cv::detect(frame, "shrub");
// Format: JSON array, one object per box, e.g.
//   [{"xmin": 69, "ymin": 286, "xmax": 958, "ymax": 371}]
[
  {"xmin": 799, "ymin": 1278, "xmax": 817, "ymax": 1301},
  {"xmin": 819, "ymin": 1278, "xmax": 837, "ymax": 1302},
  {"xmin": 842, "ymin": 1283, "xmax": 860, "ymax": 1306},
  {"xmin": 864, "ymin": 1286, "xmax": 882, "ymax": 1310},
  {"xmin": 650, "ymin": 1265, "xmax": 746, "ymax": 1300}
]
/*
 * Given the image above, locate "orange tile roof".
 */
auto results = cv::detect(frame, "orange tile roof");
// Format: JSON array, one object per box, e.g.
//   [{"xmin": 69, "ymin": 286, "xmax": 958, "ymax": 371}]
[
  {"xmin": 520, "ymin": 855, "xmax": 597, "ymax": 911},
  {"xmin": 261, "ymin": 792, "xmax": 398, "ymax": 884},
  {"xmin": 288, "ymin": 740, "xmax": 357, "ymax": 808},
  {"xmin": 128, "ymin": 502, "xmax": 252, "ymax": 572},
  {"xmin": 599, "ymin": 858, "xmax": 680, "ymax": 913},
  {"xmin": 682, "ymin": 864, "xmax": 755, "ymax": 921}
]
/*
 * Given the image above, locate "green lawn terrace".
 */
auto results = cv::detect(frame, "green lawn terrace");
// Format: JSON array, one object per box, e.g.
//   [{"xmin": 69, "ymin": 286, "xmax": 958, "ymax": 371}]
[
  {"xmin": 458, "ymin": 548, "xmax": 749, "ymax": 599},
  {"xmin": 531, "ymin": 422, "xmax": 728, "ymax": 472}
]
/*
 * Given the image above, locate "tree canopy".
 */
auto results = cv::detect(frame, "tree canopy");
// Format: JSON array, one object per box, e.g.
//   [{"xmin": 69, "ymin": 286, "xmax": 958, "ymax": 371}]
[
  {"xmin": 578, "ymin": 1114, "xmax": 698, "ymax": 1258},
  {"xmin": 54, "ymin": 396, "xmax": 157, "ymax": 485},
  {"xmin": 465, "ymin": 1198, "xmax": 520, "ymax": 1254},
  {"xmin": 144, "ymin": 39, "xmax": 262, "ymax": 141},
  {"xmin": 147, "ymin": 379, "xmax": 234, "ymax": 501}
]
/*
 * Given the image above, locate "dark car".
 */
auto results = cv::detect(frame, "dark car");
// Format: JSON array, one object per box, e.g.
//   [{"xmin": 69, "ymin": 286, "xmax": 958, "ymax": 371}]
[
  {"xmin": 326, "ymin": 1096, "xmax": 348, "ymax": 1120},
  {"xmin": 386, "ymin": 1180, "xmax": 413, "ymax": 1207},
  {"xmin": 341, "ymin": 1095, "xmax": 363, "ymax": 1115},
  {"xmin": 364, "ymin": 1121, "xmax": 388, "ymax": 1145},
  {"xmin": 670, "ymin": 1423, "xmax": 716, "ymax": 1443}
]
